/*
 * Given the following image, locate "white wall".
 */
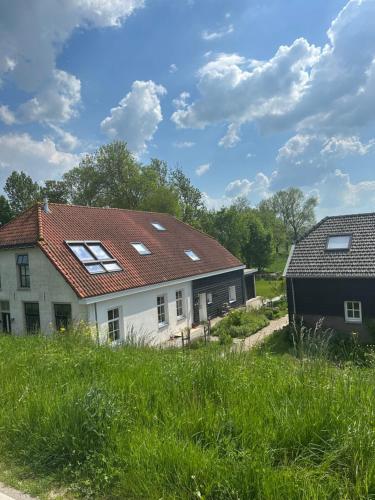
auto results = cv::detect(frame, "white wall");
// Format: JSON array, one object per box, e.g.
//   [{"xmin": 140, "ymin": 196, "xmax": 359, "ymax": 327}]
[
  {"xmin": 91, "ymin": 281, "xmax": 193, "ymax": 345},
  {"xmin": 0, "ymin": 247, "xmax": 87, "ymax": 334}
]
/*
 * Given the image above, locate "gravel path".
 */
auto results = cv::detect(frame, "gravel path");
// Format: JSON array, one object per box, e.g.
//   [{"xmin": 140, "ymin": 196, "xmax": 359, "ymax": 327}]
[{"xmin": 233, "ymin": 315, "xmax": 289, "ymax": 351}]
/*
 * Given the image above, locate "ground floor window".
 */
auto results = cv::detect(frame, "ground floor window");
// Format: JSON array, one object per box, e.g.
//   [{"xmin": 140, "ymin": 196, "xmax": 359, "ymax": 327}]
[
  {"xmin": 176, "ymin": 290, "xmax": 184, "ymax": 319},
  {"xmin": 344, "ymin": 301, "xmax": 362, "ymax": 323},
  {"xmin": 229, "ymin": 285, "xmax": 237, "ymax": 303},
  {"xmin": 108, "ymin": 307, "xmax": 120, "ymax": 341},
  {"xmin": 54, "ymin": 304, "xmax": 72, "ymax": 330},
  {"xmin": 207, "ymin": 292, "xmax": 213, "ymax": 304},
  {"xmin": 24, "ymin": 302, "xmax": 40, "ymax": 333},
  {"xmin": 157, "ymin": 295, "xmax": 167, "ymax": 327}
]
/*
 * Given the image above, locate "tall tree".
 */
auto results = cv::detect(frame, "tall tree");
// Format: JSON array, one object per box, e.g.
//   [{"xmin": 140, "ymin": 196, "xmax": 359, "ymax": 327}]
[
  {"xmin": 241, "ymin": 212, "xmax": 273, "ymax": 270},
  {"xmin": 267, "ymin": 188, "xmax": 317, "ymax": 242},
  {"xmin": 0, "ymin": 196, "xmax": 13, "ymax": 225},
  {"xmin": 170, "ymin": 167, "xmax": 205, "ymax": 225},
  {"xmin": 257, "ymin": 200, "xmax": 287, "ymax": 254},
  {"xmin": 41, "ymin": 180, "xmax": 69, "ymax": 204},
  {"xmin": 4, "ymin": 171, "xmax": 40, "ymax": 214}
]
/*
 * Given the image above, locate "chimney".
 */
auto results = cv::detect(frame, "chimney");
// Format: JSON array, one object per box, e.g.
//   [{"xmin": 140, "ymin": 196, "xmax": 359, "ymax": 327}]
[{"xmin": 43, "ymin": 196, "xmax": 50, "ymax": 214}]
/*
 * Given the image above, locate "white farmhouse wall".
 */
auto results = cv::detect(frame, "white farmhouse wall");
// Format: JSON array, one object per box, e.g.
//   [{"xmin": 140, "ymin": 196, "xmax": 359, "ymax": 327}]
[
  {"xmin": 91, "ymin": 281, "xmax": 193, "ymax": 344},
  {"xmin": 0, "ymin": 247, "xmax": 87, "ymax": 334}
]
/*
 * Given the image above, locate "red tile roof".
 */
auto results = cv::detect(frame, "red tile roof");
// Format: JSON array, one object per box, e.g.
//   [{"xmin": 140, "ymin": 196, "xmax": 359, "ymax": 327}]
[{"xmin": 0, "ymin": 203, "xmax": 243, "ymax": 298}]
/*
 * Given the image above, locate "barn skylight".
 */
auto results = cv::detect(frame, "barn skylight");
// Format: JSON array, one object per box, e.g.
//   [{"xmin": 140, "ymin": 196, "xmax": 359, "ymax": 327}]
[
  {"xmin": 326, "ymin": 235, "xmax": 351, "ymax": 250},
  {"xmin": 67, "ymin": 241, "xmax": 122, "ymax": 274},
  {"xmin": 151, "ymin": 222, "xmax": 166, "ymax": 231},
  {"xmin": 185, "ymin": 249, "xmax": 200, "ymax": 261},
  {"xmin": 131, "ymin": 242, "xmax": 151, "ymax": 255}
]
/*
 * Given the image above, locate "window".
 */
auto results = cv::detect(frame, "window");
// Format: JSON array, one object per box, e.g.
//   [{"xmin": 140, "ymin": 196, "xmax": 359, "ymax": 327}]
[
  {"xmin": 327, "ymin": 235, "xmax": 351, "ymax": 250},
  {"xmin": 108, "ymin": 308, "xmax": 120, "ymax": 342},
  {"xmin": 67, "ymin": 241, "xmax": 122, "ymax": 274},
  {"xmin": 157, "ymin": 295, "xmax": 168, "ymax": 327},
  {"xmin": 207, "ymin": 292, "xmax": 213, "ymax": 304},
  {"xmin": 151, "ymin": 222, "xmax": 166, "ymax": 231},
  {"xmin": 344, "ymin": 301, "xmax": 362, "ymax": 323},
  {"xmin": 131, "ymin": 242, "xmax": 151, "ymax": 255},
  {"xmin": 54, "ymin": 304, "xmax": 72, "ymax": 330},
  {"xmin": 17, "ymin": 254, "xmax": 30, "ymax": 288},
  {"xmin": 229, "ymin": 285, "xmax": 236, "ymax": 303},
  {"xmin": 185, "ymin": 249, "xmax": 200, "ymax": 261},
  {"xmin": 176, "ymin": 290, "xmax": 184, "ymax": 319},
  {"xmin": 24, "ymin": 302, "xmax": 40, "ymax": 333}
]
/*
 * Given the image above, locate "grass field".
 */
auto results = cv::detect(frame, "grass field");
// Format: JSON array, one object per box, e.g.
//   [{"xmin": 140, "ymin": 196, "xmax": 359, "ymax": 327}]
[
  {"xmin": 1, "ymin": 332, "xmax": 375, "ymax": 499},
  {"xmin": 265, "ymin": 251, "xmax": 289, "ymax": 273},
  {"xmin": 255, "ymin": 278, "xmax": 285, "ymax": 298}
]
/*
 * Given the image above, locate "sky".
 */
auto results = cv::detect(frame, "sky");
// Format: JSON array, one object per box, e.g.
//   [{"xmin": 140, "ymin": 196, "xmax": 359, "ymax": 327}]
[{"xmin": 1, "ymin": 0, "xmax": 375, "ymax": 218}]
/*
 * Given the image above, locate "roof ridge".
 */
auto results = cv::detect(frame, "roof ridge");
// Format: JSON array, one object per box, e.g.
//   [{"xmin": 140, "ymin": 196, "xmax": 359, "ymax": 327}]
[
  {"xmin": 324, "ymin": 211, "xmax": 375, "ymax": 219},
  {"xmin": 295, "ymin": 216, "xmax": 329, "ymax": 244},
  {"xmin": 36, "ymin": 204, "xmax": 44, "ymax": 241},
  {"xmin": 47, "ymin": 202, "xmax": 177, "ymax": 217}
]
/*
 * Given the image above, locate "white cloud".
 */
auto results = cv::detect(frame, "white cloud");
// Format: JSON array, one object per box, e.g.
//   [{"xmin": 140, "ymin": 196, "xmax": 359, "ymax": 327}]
[
  {"xmin": 173, "ymin": 141, "xmax": 195, "ymax": 148},
  {"xmin": 0, "ymin": 133, "xmax": 79, "ymax": 187},
  {"xmin": 169, "ymin": 64, "xmax": 178, "ymax": 74},
  {"xmin": 172, "ymin": 92, "xmax": 190, "ymax": 110},
  {"xmin": 0, "ymin": 105, "xmax": 16, "ymax": 125},
  {"xmin": 172, "ymin": 0, "xmax": 375, "ymax": 145},
  {"xmin": 195, "ymin": 163, "xmax": 210, "ymax": 176},
  {"xmin": 100, "ymin": 80, "xmax": 167, "ymax": 156},
  {"xmin": 218, "ymin": 123, "xmax": 241, "ymax": 148},
  {"xmin": 202, "ymin": 24, "xmax": 234, "ymax": 41},
  {"xmin": 320, "ymin": 135, "xmax": 375, "ymax": 157},
  {"xmin": 225, "ymin": 178, "xmax": 253, "ymax": 197},
  {"xmin": 48, "ymin": 124, "xmax": 81, "ymax": 151},
  {"xmin": 0, "ymin": 0, "xmax": 143, "ymax": 123},
  {"xmin": 17, "ymin": 70, "xmax": 81, "ymax": 124}
]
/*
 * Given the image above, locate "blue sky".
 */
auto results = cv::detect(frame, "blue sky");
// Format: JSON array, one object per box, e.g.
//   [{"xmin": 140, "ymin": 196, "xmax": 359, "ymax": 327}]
[{"xmin": 1, "ymin": 0, "xmax": 375, "ymax": 217}]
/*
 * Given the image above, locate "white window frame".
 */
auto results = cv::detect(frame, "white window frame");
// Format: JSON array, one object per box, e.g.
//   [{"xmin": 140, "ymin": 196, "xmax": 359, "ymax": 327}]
[
  {"xmin": 229, "ymin": 285, "xmax": 236, "ymax": 303},
  {"xmin": 107, "ymin": 307, "xmax": 121, "ymax": 342},
  {"xmin": 131, "ymin": 242, "xmax": 151, "ymax": 255},
  {"xmin": 157, "ymin": 295, "xmax": 168, "ymax": 328},
  {"xmin": 176, "ymin": 289, "xmax": 184, "ymax": 320},
  {"xmin": 207, "ymin": 292, "xmax": 213, "ymax": 305},
  {"xmin": 326, "ymin": 235, "xmax": 352, "ymax": 251},
  {"xmin": 344, "ymin": 301, "xmax": 362, "ymax": 323},
  {"xmin": 185, "ymin": 249, "xmax": 200, "ymax": 261},
  {"xmin": 66, "ymin": 241, "xmax": 122, "ymax": 274}
]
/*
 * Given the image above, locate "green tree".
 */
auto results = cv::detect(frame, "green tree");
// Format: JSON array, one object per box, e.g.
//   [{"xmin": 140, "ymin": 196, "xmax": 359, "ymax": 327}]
[
  {"xmin": 257, "ymin": 200, "xmax": 287, "ymax": 254},
  {"xmin": 241, "ymin": 212, "xmax": 273, "ymax": 270},
  {"xmin": 0, "ymin": 195, "xmax": 13, "ymax": 225},
  {"xmin": 266, "ymin": 187, "xmax": 317, "ymax": 242},
  {"xmin": 4, "ymin": 171, "xmax": 40, "ymax": 214},
  {"xmin": 170, "ymin": 167, "xmax": 205, "ymax": 225},
  {"xmin": 141, "ymin": 185, "xmax": 181, "ymax": 216},
  {"xmin": 41, "ymin": 180, "xmax": 69, "ymax": 204}
]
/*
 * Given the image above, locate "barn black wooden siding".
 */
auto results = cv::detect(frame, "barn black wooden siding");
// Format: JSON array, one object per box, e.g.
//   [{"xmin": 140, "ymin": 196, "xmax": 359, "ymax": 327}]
[
  {"xmin": 286, "ymin": 277, "xmax": 375, "ymax": 320},
  {"xmin": 192, "ymin": 269, "xmax": 246, "ymax": 325}
]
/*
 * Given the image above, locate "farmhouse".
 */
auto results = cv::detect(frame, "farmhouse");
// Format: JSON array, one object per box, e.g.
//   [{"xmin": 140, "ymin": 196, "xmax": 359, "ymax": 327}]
[
  {"xmin": 0, "ymin": 201, "xmax": 255, "ymax": 343},
  {"xmin": 284, "ymin": 212, "xmax": 375, "ymax": 341}
]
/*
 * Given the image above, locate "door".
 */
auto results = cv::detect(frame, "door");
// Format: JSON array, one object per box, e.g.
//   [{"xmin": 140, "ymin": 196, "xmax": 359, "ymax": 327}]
[
  {"xmin": 199, "ymin": 293, "xmax": 208, "ymax": 322},
  {"xmin": 1, "ymin": 312, "xmax": 11, "ymax": 333},
  {"xmin": 24, "ymin": 302, "xmax": 40, "ymax": 334}
]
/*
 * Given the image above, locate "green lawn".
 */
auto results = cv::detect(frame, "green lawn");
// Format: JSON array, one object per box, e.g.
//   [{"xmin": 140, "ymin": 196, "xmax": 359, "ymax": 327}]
[
  {"xmin": 265, "ymin": 251, "xmax": 289, "ymax": 273},
  {"xmin": 256, "ymin": 278, "xmax": 285, "ymax": 298},
  {"xmin": 1, "ymin": 333, "xmax": 375, "ymax": 498}
]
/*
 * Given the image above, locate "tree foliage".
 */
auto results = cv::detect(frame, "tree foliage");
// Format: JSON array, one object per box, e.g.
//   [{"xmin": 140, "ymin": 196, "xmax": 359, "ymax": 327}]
[
  {"xmin": 4, "ymin": 171, "xmax": 40, "ymax": 214},
  {"xmin": 0, "ymin": 196, "xmax": 13, "ymax": 225}
]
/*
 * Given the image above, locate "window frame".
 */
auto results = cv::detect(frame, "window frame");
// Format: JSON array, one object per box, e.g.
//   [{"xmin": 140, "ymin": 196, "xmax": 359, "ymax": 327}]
[
  {"xmin": 157, "ymin": 294, "xmax": 168, "ymax": 328},
  {"xmin": 176, "ymin": 289, "xmax": 184, "ymax": 320},
  {"xmin": 207, "ymin": 292, "xmax": 213, "ymax": 305},
  {"xmin": 24, "ymin": 302, "xmax": 40, "ymax": 334},
  {"xmin": 344, "ymin": 300, "xmax": 362, "ymax": 323},
  {"xmin": 185, "ymin": 249, "xmax": 200, "ymax": 261},
  {"xmin": 66, "ymin": 241, "xmax": 122, "ymax": 274},
  {"xmin": 54, "ymin": 303, "xmax": 72, "ymax": 331},
  {"xmin": 229, "ymin": 285, "xmax": 237, "ymax": 304},
  {"xmin": 131, "ymin": 242, "xmax": 151, "ymax": 256},
  {"xmin": 326, "ymin": 234, "xmax": 352, "ymax": 251},
  {"xmin": 107, "ymin": 307, "xmax": 121, "ymax": 342},
  {"xmin": 16, "ymin": 254, "xmax": 30, "ymax": 289},
  {"xmin": 151, "ymin": 222, "xmax": 166, "ymax": 231}
]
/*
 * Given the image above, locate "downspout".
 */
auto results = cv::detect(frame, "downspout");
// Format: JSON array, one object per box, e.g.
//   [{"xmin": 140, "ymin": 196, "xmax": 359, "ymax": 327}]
[{"xmin": 290, "ymin": 277, "xmax": 296, "ymax": 318}]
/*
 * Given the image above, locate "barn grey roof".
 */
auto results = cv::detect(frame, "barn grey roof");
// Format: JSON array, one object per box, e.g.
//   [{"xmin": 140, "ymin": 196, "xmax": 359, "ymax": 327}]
[{"xmin": 285, "ymin": 212, "xmax": 375, "ymax": 278}]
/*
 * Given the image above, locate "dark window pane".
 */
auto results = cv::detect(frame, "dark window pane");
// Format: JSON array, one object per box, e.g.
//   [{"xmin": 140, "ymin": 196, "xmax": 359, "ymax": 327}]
[
  {"xmin": 25, "ymin": 302, "xmax": 40, "ymax": 334},
  {"xmin": 54, "ymin": 304, "xmax": 72, "ymax": 330}
]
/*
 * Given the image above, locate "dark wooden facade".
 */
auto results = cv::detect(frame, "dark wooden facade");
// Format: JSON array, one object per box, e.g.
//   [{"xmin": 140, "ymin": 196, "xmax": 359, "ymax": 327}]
[
  {"xmin": 192, "ymin": 269, "xmax": 246, "ymax": 325},
  {"xmin": 286, "ymin": 277, "xmax": 375, "ymax": 339}
]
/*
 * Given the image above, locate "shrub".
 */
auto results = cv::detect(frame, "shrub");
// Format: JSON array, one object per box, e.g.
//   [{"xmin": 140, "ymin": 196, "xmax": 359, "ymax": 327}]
[{"xmin": 212, "ymin": 308, "xmax": 269, "ymax": 338}]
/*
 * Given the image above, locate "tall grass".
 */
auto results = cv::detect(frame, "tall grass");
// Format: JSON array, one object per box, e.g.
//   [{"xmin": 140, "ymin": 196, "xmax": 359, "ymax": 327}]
[{"xmin": 1, "ymin": 332, "xmax": 375, "ymax": 498}]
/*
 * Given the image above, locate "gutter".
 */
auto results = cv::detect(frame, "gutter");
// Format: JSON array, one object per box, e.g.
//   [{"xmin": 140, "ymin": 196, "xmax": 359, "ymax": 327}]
[{"xmin": 79, "ymin": 265, "xmax": 246, "ymax": 305}]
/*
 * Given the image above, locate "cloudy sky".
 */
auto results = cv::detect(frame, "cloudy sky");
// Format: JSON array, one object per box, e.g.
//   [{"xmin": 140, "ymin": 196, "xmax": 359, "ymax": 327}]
[{"xmin": 1, "ymin": 0, "xmax": 375, "ymax": 217}]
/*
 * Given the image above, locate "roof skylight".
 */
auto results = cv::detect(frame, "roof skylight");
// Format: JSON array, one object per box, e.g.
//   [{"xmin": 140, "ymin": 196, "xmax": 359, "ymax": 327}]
[
  {"xmin": 185, "ymin": 249, "xmax": 200, "ymax": 261},
  {"xmin": 151, "ymin": 222, "xmax": 166, "ymax": 231},
  {"xmin": 67, "ymin": 241, "xmax": 122, "ymax": 274},
  {"xmin": 131, "ymin": 242, "xmax": 151, "ymax": 255},
  {"xmin": 326, "ymin": 235, "xmax": 351, "ymax": 250}
]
